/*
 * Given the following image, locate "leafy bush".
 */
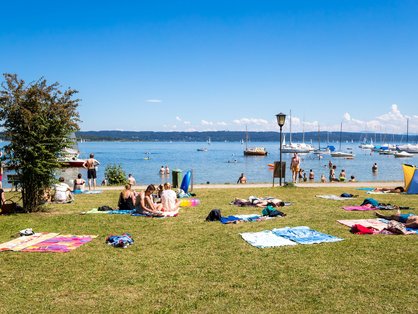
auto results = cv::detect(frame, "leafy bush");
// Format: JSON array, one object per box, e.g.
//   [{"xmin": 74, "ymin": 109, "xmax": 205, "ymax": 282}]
[{"xmin": 104, "ymin": 164, "xmax": 126, "ymax": 185}]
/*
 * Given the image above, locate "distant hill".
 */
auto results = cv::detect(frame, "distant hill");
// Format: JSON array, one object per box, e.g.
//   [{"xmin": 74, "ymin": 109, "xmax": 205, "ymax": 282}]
[{"xmin": 74, "ymin": 130, "xmax": 417, "ymax": 143}]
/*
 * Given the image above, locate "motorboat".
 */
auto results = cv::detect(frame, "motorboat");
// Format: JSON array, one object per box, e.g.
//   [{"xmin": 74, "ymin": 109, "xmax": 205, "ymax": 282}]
[
  {"xmin": 243, "ymin": 126, "xmax": 268, "ymax": 156},
  {"xmin": 58, "ymin": 157, "xmax": 86, "ymax": 167},
  {"xmin": 394, "ymin": 151, "xmax": 414, "ymax": 158},
  {"xmin": 244, "ymin": 147, "xmax": 268, "ymax": 156},
  {"xmin": 197, "ymin": 148, "xmax": 208, "ymax": 152},
  {"xmin": 397, "ymin": 144, "xmax": 418, "ymax": 154}
]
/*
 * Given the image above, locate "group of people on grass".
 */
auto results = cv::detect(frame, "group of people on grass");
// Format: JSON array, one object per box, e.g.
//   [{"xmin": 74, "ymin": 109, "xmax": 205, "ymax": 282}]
[{"xmin": 117, "ymin": 182, "xmax": 180, "ymax": 216}]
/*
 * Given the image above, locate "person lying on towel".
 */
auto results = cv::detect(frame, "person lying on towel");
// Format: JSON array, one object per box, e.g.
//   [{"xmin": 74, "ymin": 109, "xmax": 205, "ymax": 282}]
[{"xmin": 376, "ymin": 211, "xmax": 418, "ymax": 229}]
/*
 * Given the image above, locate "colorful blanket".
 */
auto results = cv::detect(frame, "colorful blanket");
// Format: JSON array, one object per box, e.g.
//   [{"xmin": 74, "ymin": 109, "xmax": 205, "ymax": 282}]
[
  {"xmin": 240, "ymin": 227, "xmax": 343, "ymax": 248},
  {"xmin": 316, "ymin": 194, "xmax": 356, "ymax": 201},
  {"xmin": 0, "ymin": 233, "xmax": 96, "ymax": 253},
  {"xmin": 343, "ymin": 205, "xmax": 375, "ymax": 211},
  {"xmin": 82, "ymin": 208, "xmax": 178, "ymax": 217},
  {"xmin": 0, "ymin": 232, "xmax": 59, "ymax": 251}
]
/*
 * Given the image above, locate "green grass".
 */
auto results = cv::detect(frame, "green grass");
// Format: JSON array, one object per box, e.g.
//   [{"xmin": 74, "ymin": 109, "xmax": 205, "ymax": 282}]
[{"xmin": 1, "ymin": 187, "xmax": 417, "ymax": 313}]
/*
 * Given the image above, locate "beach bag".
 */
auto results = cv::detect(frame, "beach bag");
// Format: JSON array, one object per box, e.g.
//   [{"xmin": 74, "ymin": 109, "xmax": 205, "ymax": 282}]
[
  {"xmin": 206, "ymin": 209, "xmax": 222, "ymax": 221},
  {"xmin": 386, "ymin": 220, "xmax": 408, "ymax": 235},
  {"xmin": 98, "ymin": 205, "xmax": 113, "ymax": 211},
  {"xmin": 340, "ymin": 193, "xmax": 353, "ymax": 198},
  {"xmin": 1, "ymin": 200, "xmax": 17, "ymax": 215}
]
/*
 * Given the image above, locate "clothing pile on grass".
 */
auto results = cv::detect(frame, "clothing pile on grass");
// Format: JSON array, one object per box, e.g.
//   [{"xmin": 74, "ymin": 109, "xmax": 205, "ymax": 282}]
[
  {"xmin": 106, "ymin": 233, "xmax": 134, "ymax": 248},
  {"xmin": 206, "ymin": 205, "xmax": 286, "ymax": 224},
  {"xmin": 337, "ymin": 218, "xmax": 418, "ymax": 235},
  {"xmin": 343, "ymin": 198, "xmax": 411, "ymax": 211},
  {"xmin": 315, "ymin": 193, "xmax": 358, "ymax": 201}
]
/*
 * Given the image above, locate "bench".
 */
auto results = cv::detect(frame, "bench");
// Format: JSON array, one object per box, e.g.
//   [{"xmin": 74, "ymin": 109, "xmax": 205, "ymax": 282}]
[{"xmin": 7, "ymin": 174, "xmax": 20, "ymax": 191}]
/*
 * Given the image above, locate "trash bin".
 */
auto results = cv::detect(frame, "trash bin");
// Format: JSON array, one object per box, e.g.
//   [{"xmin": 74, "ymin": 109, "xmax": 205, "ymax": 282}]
[{"xmin": 172, "ymin": 169, "xmax": 182, "ymax": 188}]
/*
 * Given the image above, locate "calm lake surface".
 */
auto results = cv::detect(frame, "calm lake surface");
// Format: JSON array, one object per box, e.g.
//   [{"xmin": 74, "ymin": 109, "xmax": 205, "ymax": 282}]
[
  {"xmin": 2, "ymin": 141, "xmax": 415, "ymax": 187},
  {"xmin": 61, "ymin": 141, "xmax": 415, "ymax": 186}
]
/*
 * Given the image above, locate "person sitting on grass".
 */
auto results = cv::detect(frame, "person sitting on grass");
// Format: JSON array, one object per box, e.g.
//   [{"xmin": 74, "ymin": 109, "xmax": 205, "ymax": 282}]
[
  {"xmin": 73, "ymin": 173, "xmax": 86, "ymax": 192},
  {"xmin": 118, "ymin": 184, "xmax": 136, "ymax": 210},
  {"xmin": 135, "ymin": 184, "xmax": 163, "ymax": 216},
  {"xmin": 161, "ymin": 182, "xmax": 180, "ymax": 212},
  {"xmin": 376, "ymin": 211, "xmax": 418, "ymax": 229},
  {"xmin": 52, "ymin": 177, "xmax": 74, "ymax": 203}
]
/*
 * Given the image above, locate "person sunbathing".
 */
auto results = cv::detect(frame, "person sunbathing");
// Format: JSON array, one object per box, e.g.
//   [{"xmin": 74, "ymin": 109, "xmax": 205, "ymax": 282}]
[
  {"xmin": 376, "ymin": 211, "xmax": 418, "ymax": 229},
  {"xmin": 231, "ymin": 197, "xmax": 284, "ymax": 207},
  {"xmin": 373, "ymin": 186, "xmax": 404, "ymax": 193}
]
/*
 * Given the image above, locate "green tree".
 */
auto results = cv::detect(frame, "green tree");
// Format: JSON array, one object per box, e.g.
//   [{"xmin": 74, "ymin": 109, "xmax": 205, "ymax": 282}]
[
  {"xmin": 104, "ymin": 164, "xmax": 127, "ymax": 185},
  {"xmin": 0, "ymin": 73, "xmax": 80, "ymax": 212}
]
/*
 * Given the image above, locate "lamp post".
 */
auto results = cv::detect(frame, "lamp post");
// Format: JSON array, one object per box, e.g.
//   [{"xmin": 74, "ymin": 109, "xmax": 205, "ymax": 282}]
[{"xmin": 276, "ymin": 113, "xmax": 286, "ymax": 186}]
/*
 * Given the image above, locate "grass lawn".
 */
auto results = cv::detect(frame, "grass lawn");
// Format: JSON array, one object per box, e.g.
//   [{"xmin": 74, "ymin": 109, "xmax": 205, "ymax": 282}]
[{"xmin": 0, "ymin": 186, "xmax": 417, "ymax": 313}]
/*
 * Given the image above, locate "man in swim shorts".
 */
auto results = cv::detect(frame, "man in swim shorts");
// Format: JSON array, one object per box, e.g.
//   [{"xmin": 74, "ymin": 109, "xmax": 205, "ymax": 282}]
[
  {"xmin": 376, "ymin": 211, "xmax": 418, "ymax": 229},
  {"xmin": 83, "ymin": 153, "xmax": 100, "ymax": 190},
  {"xmin": 290, "ymin": 153, "xmax": 300, "ymax": 183}
]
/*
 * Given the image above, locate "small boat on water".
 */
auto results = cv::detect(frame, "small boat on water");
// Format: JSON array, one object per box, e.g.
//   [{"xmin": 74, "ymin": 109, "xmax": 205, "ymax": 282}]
[
  {"xmin": 58, "ymin": 158, "xmax": 86, "ymax": 167},
  {"xmin": 197, "ymin": 148, "xmax": 208, "ymax": 152},
  {"xmin": 394, "ymin": 151, "xmax": 414, "ymax": 158},
  {"xmin": 243, "ymin": 126, "xmax": 268, "ymax": 156},
  {"xmin": 58, "ymin": 133, "xmax": 85, "ymax": 167}
]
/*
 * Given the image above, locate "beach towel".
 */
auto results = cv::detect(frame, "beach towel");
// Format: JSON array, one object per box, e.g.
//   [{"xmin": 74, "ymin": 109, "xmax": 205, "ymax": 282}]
[
  {"xmin": 0, "ymin": 232, "xmax": 59, "ymax": 252},
  {"xmin": 356, "ymin": 187, "xmax": 375, "ymax": 191},
  {"xmin": 271, "ymin": 226, "xmax": 343, "ymax": 244},
  {"xmin": 337, "ymin": 219, "xmax": 418, "ymax": 235},
  {"xmin": 240, "ymin": 230, "xmax": 297, "ymax": 248},
  {"xmin": 316, "ymin": 195, "xmax": 356, "ymax": 201},
  {"xmin": 82, "ymin": 190, "xmax": 103, "ymax": 194},
  {"xmin": 337, "ymin": 219, "xmax": 389, "ymax": 231},
  {"xmin": 230, "ymin": 197, "xmax": 290, "ymax": 207},
  {"xmin": 343, "ymin": 205, "xmax": 375, "ymax": 211},
  {"xmin": 0, "ymin": 233, "xmax": 96, "ymax": 252},
  {"xmin": 81, "ymin": 208, "xmax": 110, "ymax": 214},
  {"xmin": 21, "ymin": 235, "xmax": 97, "ymax": 253}
]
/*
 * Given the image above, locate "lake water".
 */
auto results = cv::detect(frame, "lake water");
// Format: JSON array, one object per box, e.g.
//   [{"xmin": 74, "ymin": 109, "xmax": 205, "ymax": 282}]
[
  {"xmin": 56, "ymin": 141, "xmax": 415, "ymax": 186},
  {"xmin": 2, "ymin": 141, "xmax": 415, "ymax": 187}
]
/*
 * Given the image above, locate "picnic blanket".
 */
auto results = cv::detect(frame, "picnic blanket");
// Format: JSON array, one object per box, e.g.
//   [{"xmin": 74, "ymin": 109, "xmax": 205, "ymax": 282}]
[
  {"xmin": 73, "ymin": 190, "xmax": 103, "ymax": 195},
  {"xmin": 271, "ymin": 226, "xmax": 343, "ymax": 244},
  {"xmin": 82, "ymin": 208, "xmax": 178, "ymax": 217},
  {"xmin": 240, "ymin": 231, "xmax": 297, "ymax": 248},
  {"xmin": 0, "ymin": 232, "xmax": 59, "ymax": 251},
  {"xmin": 240, "ymin": 227, "xmax": 343, "ymax": 248},
  {"xmin": 0, "ymin": 233, "xmax": 96, "ymax": 252},
  {"xmin": 356, "ymin": 187, "xmax": 375, "ymax": 191},
  {"xmin": 316, "ymin": 195, "xmax": 356, "ymax": 201}
]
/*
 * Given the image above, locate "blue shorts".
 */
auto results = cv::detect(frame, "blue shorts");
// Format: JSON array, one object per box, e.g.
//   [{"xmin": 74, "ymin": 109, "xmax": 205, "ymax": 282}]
[{"xmin": 399, "ymin": 213, "xmax": 414, "ymax": 223}]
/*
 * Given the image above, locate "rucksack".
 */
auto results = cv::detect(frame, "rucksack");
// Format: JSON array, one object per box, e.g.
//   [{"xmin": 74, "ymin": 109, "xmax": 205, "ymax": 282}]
[
  {"xmin": 206, "ymin": 209, "xmax": 222, "ymax": 221},
  {"xmin": 98, "ymin": 205, "xmax": 113, "ymax": 211}
]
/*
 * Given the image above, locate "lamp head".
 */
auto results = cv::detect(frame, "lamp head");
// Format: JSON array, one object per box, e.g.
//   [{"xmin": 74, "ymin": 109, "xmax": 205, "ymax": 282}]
[{"xmin": 276, "ymin": 113, "xmax": 286, "ymax": 127}]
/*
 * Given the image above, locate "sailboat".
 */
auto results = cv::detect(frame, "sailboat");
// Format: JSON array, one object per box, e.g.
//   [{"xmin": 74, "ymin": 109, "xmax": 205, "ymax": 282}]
[
  {"xmin": 243, "ymin": 126, "xmax": 267, "ymax": 156},
  {"xmin": 313, "ymin": 124, "xmax": 330, "ymax": 155},
  {"xmin": 58, "ymin": 133, "xmax": 86, "ymax": 167},
  {"xmin": 397, "ymin": 118, "xmax": 418, "ymax": 153},
  {"xmin": 281, "ymin": 111, "xmax": 315, "ymax": 153},
  {"xmin": 330, "ymin": 122, "xmax": 355, "ymax": 158}
]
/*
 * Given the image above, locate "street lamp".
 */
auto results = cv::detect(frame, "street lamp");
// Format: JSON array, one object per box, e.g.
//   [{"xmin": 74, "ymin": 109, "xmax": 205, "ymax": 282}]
[{"xmin": 276, "ymin": 113, "xmax": 286, "ymax": 186}]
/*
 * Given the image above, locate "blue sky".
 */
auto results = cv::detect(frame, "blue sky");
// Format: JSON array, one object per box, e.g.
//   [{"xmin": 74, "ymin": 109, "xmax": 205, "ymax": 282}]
[{"xmin": 1, "ymin": 0, "xmax": 417, "ymax": 133}]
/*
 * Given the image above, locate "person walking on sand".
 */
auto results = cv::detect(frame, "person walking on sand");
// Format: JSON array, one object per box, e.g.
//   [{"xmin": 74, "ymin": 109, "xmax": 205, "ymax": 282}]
[
  {"xmin": 290, "ymin": 153, "xmax": 300, "ymax": 183},
  {"xmin": 83, "ymin": 153, "xmax": 100, "ymax": 190}
]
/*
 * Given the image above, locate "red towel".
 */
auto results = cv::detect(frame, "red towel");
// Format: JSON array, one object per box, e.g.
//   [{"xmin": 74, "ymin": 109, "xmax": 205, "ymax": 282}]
[{"xmin": 350, "ymin": 224, "xmax": 376, "ymax": 234}]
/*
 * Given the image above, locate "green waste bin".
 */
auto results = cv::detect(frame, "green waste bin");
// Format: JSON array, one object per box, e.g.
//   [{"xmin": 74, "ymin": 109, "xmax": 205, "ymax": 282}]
[{"xmin": 172, "ymin": 169, "xmax": 182, "ymax": 188}]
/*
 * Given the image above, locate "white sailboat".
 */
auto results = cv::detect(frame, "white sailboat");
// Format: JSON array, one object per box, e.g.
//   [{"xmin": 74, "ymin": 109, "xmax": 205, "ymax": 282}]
[
  {"xmin": 281, "ymin": 111, "xmax": 315, "ymax": 153},
  {"xmin": 331, "ymin": 122, "xmax": 355, "ymax": 158}
]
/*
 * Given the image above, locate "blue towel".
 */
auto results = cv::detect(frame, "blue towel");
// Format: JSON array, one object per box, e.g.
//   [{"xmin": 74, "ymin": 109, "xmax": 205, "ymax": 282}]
[
  {"xmin": 356, "ymin": 187, "xmax": 375, "ymax": 191},
  {"xmin": 272, "ymin": 226, "xmax": 343, "ymax": 244},
  {"xmin": 108, "ymin": 210, "xmax": 135, "ymax": 215},
  {"xmin": 220, "ymin": 216, "xmax": 243, "ymax": 224}
]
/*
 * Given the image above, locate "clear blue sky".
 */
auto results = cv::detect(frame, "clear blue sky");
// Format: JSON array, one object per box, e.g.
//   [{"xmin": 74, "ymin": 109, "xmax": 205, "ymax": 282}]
[{"xmin": 1, "ymin": 0, "xmax": 417, "ymax": 134}]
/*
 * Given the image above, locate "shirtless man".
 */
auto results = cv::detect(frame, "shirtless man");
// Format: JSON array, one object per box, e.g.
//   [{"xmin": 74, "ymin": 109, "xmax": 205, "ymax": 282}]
[
  {"xmin": 376, "ymin": 211, "xmax": 418, "ymax": 229},
  {"xmin": 290, "ymin": 153, "xmax": 300, "ymax": 183},
  {"xmin": 83, "ymin": 153, "xmax": 100, "ymax": 190}
]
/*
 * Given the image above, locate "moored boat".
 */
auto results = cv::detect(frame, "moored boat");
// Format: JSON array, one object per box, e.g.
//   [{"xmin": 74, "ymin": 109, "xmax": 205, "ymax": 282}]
[{"xmin": 394, "ymin": 151, "xmax": 414, "ymax": 158}]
